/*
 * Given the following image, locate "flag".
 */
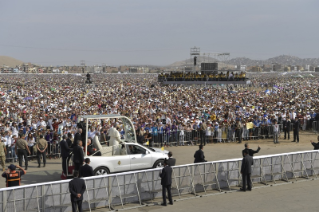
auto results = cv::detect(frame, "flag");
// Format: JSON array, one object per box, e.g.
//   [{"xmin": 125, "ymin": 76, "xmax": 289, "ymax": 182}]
[
  {"xmin": 161, "ymin": 146, "xmax": 164, "ymax": 151},
  {"xmin": 146, "ymin": 141, "xmax": 149, "ymax": 145}
]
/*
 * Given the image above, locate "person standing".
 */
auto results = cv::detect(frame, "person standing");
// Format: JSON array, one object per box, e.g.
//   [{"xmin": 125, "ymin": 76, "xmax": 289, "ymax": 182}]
[
  {"xmin": 73, "ymin": 140, "xmax": 84, "ymax": 171},
  {"xmin": 73, "ymin": 128, "xmax": 82, "ymax": 148},
  {"xmin": 0, "ymin": 139, "xmax": 6, "ymax": 172},
  {"xmin": 69, "ymin": 170, "xmax": 86, "ymax": 212},
  {"xmin": 36, "ymin": 135, "xmax": 47, "ymax": 168},
  {"xmin": 2, "ymin": 164, "xmax": 26, "ymax": 187},
  {"xmin": 283, "ymin": 118, "xmax": 291, "ymax": 140},
  {"xmin": 200, "ymin": 121, "xmax": 207, "ymax": 146},
  {"xmin": 242, "ymin": 143, "xmax": 261, "ymax": 158},
  {"xmin": 194, "ymin": 145, "xmax": 206, "ymax": 163},
  {"xmin": 293, "ymin": 117, "xmax": 300, "ymax": 143},
  {"xmin": 60, "ymin": 135, "xmax": 72, "ymax": 174},
  {"xmin": 15, "ymin": 134, "xmax": 30, "ymax": 170},
  {"xmin": 310, "ymin": 136, "xmax": 319, "ymax": 150},
  {"xmin": 235, "ymin": 120, "xmax": 243, "ymax": 143},
  {"xmin": 273, "ymin": 120, "xmax": 280, "ymax": 144},
  {"xmin": 79, "ymin": 158, "xmax": 94, "ymax": 177},
  {"xmin": 240, "ymin": 149, "xmax": 253, "ymax": 192},
  {"xmin": 159, "ymin": 159, "xmax": 173, "ymax": 206},
  {"xmin": 167, "ymin": 151, "xmax": 176, "ymax": 166}
]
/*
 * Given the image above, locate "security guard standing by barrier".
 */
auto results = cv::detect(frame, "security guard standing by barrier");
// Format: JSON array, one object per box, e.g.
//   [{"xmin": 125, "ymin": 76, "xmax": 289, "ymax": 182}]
[
  {"xmin": 36, "ymin": 135, "xmax": 48, "ymax": 168},
  {"xmin": 1, "ymin": 164, "xmax": 26, "ymax": 187},
  {"xmin": 15, "ymin": 134, "xmax": 31, "ymax": 170},
  {"xmin": 0, "ymin": 139, "xmax": 7, "ymax": 172}
]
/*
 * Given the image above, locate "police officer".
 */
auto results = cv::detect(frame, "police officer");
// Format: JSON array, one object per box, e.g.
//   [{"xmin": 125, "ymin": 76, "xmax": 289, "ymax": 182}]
[
  {"xmin": 1, "ymin": 164, "xmax": 26, "ymax": 187},
  {"xmin": 0, "ymin": 139, "xmax": 7, "ymax": 172},
  {"xmin": 15, "ymin": 134, "xmax": 31, "ymax": 170},
  {"xmin": 36, "ymin": 135, "xmax": 48, "ymax": 168}
]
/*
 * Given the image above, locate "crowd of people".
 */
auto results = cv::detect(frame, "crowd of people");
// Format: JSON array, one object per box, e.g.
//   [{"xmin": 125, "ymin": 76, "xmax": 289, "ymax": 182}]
[
  {"xmin": 0, "ymin": 73, "xmax": 318, "ymax": 173},
  {"xmin": 158, "ymin": 71, "xmax": 246, "ymax": 81}
]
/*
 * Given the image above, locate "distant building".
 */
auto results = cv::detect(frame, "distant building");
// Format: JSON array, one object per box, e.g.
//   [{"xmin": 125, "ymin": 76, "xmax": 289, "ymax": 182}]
[
  {"xmin": 251, "ymin": 66, "xmax": 262, "ymax": 72},
  {"xmin": 273, "ymin": 64, "xmax": 282, "ymax": 71},
  {"xmin": 315, "ymin": 67, "xmax": 319, "ymax": 72},
  {"xmin": 284, "ymin": 67, "xmax": 291, "ymax": 72}
]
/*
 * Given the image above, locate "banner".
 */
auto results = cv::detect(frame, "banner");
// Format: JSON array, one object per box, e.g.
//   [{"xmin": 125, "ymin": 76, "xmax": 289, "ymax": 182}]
[{"xmin": 246, "ymin": 122, "xmax": 254, "ymax": 129}]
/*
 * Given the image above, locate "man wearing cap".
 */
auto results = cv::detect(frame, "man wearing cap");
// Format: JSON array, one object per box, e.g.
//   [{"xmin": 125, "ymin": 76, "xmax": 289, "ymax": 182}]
[
  {"xmin": 36, "ymin": 134, "xmax": 48, "ymax": 167},
  {"xmin": 15, "ymin": 134, "xmax": 31, "ymax": 170},
  {"xmin": 1, "ymin": 164, "xmax": 26, "ymax": 187}
]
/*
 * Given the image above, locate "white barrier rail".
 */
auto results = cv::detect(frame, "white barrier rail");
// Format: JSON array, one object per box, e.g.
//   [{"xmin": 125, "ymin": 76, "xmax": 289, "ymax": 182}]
[{"xmin": 1, "ymin": 150, "xmax": 319, "ymax": 212}]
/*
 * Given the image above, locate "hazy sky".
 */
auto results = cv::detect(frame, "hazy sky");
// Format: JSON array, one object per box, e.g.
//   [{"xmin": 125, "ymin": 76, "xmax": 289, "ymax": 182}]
[{"xmin": 0, "ymin": 0, "xmax": 318, "ymax": 66}]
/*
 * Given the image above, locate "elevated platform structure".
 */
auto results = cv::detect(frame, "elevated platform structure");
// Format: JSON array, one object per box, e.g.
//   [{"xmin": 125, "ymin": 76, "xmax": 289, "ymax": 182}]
[{"xmin": 161, "ymin": 80, "xmax": 249, "ymax": 85}]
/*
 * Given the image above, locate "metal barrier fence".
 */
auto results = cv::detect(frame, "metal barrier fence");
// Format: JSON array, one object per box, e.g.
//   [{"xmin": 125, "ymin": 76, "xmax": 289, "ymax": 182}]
[
  {"xmin": 148, "ymin": 125, "xmax": 288, "ymax": 146},
  {"xmin": 5, "ymin": 143, "xmax": 61, "ymax": 163},
  {"xmin": 1, "ymin": 150, "xmax": 319, "ymax": 212}
]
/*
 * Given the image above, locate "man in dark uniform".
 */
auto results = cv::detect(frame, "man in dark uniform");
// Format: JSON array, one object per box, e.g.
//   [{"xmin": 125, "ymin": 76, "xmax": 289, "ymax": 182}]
[
  {"xmin": 79, "ymin": 158, "xmax": 94, "ymax": 177},
  {"xmin": 66, "ymin": 133, "xmax": 73, "ymax": 147},
  {"xmin": 36, "ymin": 135, "xmax": 48, "ymax": 168},
  {"xmin": 73, "ymin": 128, "xmax": 82, "ymax": 148},
  {"xmin": 69, "ymin": 170, "xmax": 86, "ymax": 212},
  {"xmin": 283, "ymin": 118, "xmax": 291, "ymax": 140},
  {"xmin": 292, "ymin": 117, "xmax": 300, "ymax": 143},
  {"xmin": 15, "ymin": 134, "xmax": 31, "ymax": 170},
  {"xmin": 60, "ymin": 135, "xmax": 72, "ymax": 174},
  {"xmin": 73, "ymin": 140, "xmax": 84, "ymax": 171},
  {"xmin": 240, "ymin": 149, "xmax": 253, "ymax": 191},
  {"xmin": 159, "ymin": 159, "xmax": 173, "ymax": 206},
  {"xmin": 1, "ymin": 164, "xmax": 26, "ymax": 187},
  {"xmin": 194, "ymin": 145, "xmax": 206, "ymax": 163},
  {"xmin": 167, "ymin": 151, "xmax": 176, "ymax": 166},
  {"xmin": 310, "ymin": 136, "xmax": 319, "ymax": 150},
  {"xmin": 242, "ymin": 143, "xmax": 261, "ymax": 158}
]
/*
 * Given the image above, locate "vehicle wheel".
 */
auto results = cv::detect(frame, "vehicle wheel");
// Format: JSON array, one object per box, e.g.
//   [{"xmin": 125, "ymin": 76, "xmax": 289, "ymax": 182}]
[
  {"xmin": 94, "ymin": 167, "xmax": 110, "ymax": 176},
  {"xmin": 153, "ymin": 160, "xmax": 164, "ymax": 168}
]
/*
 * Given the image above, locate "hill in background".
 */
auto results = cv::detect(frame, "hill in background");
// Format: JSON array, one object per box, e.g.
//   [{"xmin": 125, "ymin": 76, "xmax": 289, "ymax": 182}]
[
  {"xmin": 0, "ymin": 56, "xmax": 24, "ymax": 67},
  {"xmin": 169, "ymin": 55, "xmax": 319, "ymax": 68}
]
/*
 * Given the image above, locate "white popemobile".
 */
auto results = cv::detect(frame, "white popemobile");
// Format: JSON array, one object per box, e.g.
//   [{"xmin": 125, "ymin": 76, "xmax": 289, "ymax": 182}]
[{"xmin": 65, "ymin": 115, "xmax": 168, "ymax": 177}]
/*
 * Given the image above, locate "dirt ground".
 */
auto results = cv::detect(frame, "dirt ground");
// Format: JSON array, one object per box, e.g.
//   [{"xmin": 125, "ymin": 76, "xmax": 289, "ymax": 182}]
[{"xmin": 0, "ymin": 131, "xmax": 317, "ymax": 189}]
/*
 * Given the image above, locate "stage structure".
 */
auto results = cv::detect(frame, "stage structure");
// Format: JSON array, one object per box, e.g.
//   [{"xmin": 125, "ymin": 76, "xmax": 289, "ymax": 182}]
[{"xmin": 159, "ymin": 47, "xmax": 248, "ymax": 85}]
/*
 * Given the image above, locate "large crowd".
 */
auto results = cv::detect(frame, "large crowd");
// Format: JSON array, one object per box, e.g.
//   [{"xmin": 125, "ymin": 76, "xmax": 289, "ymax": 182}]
[
  {"xmin": 158, "ymin": 71, "xmax": 246, "ymax": 81},
  {"xmin": 0, "ymin": 72, "xmax": 319, "ymax": 166}
]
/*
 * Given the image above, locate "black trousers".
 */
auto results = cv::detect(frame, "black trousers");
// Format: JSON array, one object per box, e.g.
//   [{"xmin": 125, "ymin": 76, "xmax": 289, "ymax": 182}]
[
  {"xmin": 162, "ymin": 185, "xmax": 173, "ymax": 205},
  {"xmin": 284, "ymin": 130, "xmax": 290, "ymax": 139},
  {"xmin": 71, "ymin": 200, "xmax": 83, "ymax": 212},
  {"xmin": 236, "ymin": 129, "xmax": 242, "ymax": 143},
  {"xmin": 200, "ymin": 131, "xmax": 206, "ymax": 145},
  {"xmin": 37, "ymin": 150, "xmax": 46, "ymax": 165},
  {"xmin": 293, "ymin": 130, "xmax": 299, "ymax": 142},
  {"xmin": 62, "ymin": 157, "xmax": 68, "ymax": 174},
  {"xmin": 74, "ymin": 162, "xmax": 82, "ymax": 171},
  {"xmin": 18, "ymin": 149, "xmax": 28, "ymax": 168},
  {"xmin": 242, "ymin": 173, "xmax": 252, "ymax": 190}
]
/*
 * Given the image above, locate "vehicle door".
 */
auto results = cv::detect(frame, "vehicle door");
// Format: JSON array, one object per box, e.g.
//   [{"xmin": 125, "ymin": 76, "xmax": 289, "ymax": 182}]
[
  {"xmin": 110, "ymin": 154, "xmax": 131, "ymax": 172},
  {"xmin": 126, "ymin": 144, "xmax": 153, "ymax": 170}
]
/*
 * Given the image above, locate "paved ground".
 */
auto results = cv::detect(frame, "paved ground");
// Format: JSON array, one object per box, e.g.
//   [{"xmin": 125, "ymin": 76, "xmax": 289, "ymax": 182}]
[
  {"xmin": 126, "ymin": 179, "xmax": 319, "ymax": 212},
  {"xmin": 1, "ymin": 131, "xmax": 317, "ymax": 189}
]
